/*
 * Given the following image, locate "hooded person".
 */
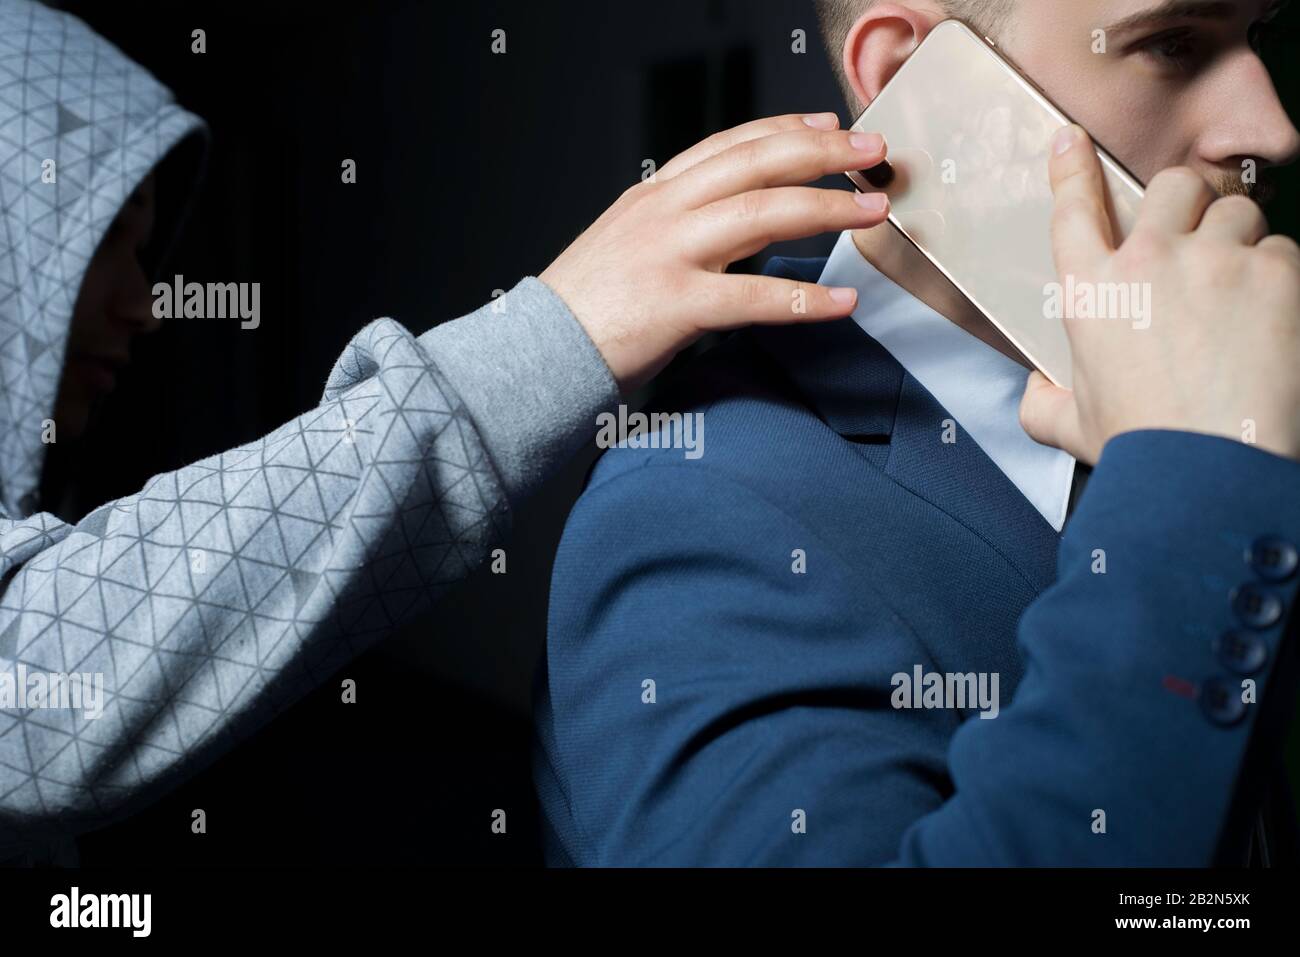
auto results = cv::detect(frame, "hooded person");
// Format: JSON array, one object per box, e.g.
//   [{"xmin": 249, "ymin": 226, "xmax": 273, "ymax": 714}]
[{"xmin": 0, "ymin": 0, "xmax": 618, "ymax": 863}]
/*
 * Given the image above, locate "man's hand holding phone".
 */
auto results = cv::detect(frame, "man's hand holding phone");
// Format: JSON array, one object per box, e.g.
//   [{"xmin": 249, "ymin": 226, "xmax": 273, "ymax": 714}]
[
  {"xmin": 1021, "ymin": 124, "xmax": 1300, "ymax": 465},
  {"xmin": 540, "ymin": 113, "xmax": 891, "ymax": 393}
]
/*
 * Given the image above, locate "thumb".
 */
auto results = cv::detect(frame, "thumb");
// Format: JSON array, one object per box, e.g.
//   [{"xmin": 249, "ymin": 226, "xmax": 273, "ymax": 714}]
[{"xmin": 1019, "ymin": 371, "xmax": 1090, "ymax": 462}]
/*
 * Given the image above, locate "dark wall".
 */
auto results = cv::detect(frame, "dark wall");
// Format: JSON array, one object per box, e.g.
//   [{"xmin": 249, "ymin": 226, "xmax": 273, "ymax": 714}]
[{"xmin": 46, "ymin": 0, "xmax": 1300, "ymax": 865}]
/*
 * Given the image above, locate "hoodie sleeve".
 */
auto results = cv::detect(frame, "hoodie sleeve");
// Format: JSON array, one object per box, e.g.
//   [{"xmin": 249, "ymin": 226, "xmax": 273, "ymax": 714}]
[{"xmin": 0, "ymin": 275, "xmax": 618, "ymax": 846}]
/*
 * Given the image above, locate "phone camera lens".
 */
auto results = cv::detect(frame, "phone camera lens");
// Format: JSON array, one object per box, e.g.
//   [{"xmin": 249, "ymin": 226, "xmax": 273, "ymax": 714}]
[{"xmin": 861, "ymin": 160, "xmax": 895, "ymax": 189}]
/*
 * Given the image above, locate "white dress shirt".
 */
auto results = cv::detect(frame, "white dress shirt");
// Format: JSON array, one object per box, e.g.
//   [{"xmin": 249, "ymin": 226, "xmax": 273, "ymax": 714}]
[{"xmin": 816, "ymin": 229, "xmax": 1077, "ymax": 532}]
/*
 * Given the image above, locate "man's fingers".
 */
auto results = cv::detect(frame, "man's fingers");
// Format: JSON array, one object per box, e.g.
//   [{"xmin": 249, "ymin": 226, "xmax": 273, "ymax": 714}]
[
  {"xmin": 1197, "ymin": 194, "xmax": 1269, "ymax": 246},
  {"xmin": 1258, "ymin": 233, "xmax": 1300, "ymax": 264},
  {"xmin": 697, "ymin": 274, "xmax": 860, "ymax": 329},
  {"xmin": 663, "ymin": 129, "xmax": 887, "ymax": 211},
  {"xmin": 689, "ymin": 186, "xmax": 890, "ymax": 263},
  {"xmin": 1019, "ymin": 370, "xmax": 1089, "ymax": 462},
  {"xmin": 656, "ymin": 113, "xmax": 840, "ymax": 182},
  {"xmin": 1135, "ymin": 166, "xmax": 1216, "ymax": 236},
  {"xmin": 1048, "ymin": 124, "xmax": 1116, "ymax": 278}
]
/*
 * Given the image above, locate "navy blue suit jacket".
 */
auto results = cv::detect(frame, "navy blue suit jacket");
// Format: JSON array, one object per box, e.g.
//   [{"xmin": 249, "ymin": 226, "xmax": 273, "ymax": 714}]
[{"xmin": 533, "ymin": 254, "xmax": 1300, "ymax": 866}]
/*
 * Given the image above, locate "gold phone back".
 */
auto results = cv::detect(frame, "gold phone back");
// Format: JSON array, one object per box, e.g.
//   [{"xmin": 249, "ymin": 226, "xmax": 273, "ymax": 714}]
[{"xmin": 847, "ymin": 19, "xmax": 1145, "ymax": 390}]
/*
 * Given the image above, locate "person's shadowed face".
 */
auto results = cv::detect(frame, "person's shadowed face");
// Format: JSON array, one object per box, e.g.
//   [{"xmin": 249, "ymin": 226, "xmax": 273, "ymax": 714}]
[{"xmin": 54, "ymin": 173, "xmax": 161, "ymax": 439}]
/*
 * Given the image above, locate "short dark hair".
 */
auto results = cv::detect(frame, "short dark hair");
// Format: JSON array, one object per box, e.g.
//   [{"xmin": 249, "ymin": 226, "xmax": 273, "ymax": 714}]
[{"xmin": 813, "ymin": 0, "xmax": 1015, "ymax": 106}]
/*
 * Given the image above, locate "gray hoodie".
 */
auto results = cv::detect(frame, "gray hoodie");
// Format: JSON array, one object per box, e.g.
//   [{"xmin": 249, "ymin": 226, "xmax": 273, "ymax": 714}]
[{"xmin": 0, "ymin": 0, "xmax": 617, "ymax": 861}]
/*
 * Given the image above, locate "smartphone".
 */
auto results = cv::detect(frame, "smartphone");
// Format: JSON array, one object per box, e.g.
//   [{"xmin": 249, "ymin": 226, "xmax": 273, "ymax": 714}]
[{"xmin": 844, "ymin": 18, "xmax": 1146, "ymax": 390}]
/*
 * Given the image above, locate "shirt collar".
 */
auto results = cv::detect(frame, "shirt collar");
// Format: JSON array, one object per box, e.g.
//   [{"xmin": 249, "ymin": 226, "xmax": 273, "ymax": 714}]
[{"xmin": 816, "ymin": 230, "xmax": 1076, "ymax": 532}]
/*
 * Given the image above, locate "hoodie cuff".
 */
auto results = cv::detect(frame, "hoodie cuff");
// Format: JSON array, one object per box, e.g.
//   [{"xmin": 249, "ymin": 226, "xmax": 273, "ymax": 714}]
[{"xmin": 417, "ymin": 277, "xmax": 620, "ymax": 507}]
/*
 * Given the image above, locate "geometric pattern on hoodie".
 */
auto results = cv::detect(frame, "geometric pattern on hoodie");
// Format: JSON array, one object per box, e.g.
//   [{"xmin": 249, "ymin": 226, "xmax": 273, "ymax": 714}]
[{"xmin": 0, "ymin": 0, "xmax": 509, "ymax": 855}]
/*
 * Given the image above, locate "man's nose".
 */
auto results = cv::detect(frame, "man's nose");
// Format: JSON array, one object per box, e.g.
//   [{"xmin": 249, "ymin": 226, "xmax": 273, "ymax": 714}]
[{"xmin": 1198, "ymin": 50, "xmax": 1300, "ymax": 171}]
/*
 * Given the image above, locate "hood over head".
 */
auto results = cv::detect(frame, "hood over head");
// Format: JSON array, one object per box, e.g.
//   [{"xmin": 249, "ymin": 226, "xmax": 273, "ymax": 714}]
[{"xmin": 0, "ymin": 0, "xmax": 208, "ymax": 518}]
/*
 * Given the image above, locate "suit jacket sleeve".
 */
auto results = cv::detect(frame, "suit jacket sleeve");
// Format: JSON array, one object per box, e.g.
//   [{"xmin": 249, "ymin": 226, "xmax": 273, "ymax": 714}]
[{"xmin": 536, "ymin": 430, "xmax": 1300, "ymax": 865}]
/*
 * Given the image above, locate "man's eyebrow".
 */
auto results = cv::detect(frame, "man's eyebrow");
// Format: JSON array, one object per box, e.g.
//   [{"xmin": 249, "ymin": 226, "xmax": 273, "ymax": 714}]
[{"xmin": 1101, "ymin": 0, "xmax": 1254, "ymax": 34}]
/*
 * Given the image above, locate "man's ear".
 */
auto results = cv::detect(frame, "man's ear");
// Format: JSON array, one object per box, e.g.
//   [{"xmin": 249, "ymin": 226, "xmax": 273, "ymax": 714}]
[{"xmin": 843, "ymin": 3, "xmax": 942, "ymax": 109}]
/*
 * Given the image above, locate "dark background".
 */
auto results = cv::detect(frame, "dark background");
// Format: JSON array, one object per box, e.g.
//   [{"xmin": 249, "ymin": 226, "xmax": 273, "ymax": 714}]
[{"xmin": 38, "ymin": 0, "xmax": 1300, "ymax": 866}]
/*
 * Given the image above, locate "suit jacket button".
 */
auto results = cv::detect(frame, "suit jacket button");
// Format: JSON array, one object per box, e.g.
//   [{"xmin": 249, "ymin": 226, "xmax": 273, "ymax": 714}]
[
  {"xmin": 1213, "ymin": 630, "xmax": 1268, "ymax": 675},
  {"xmin": 1199, "ymin": 677, "xmax": 1248, "ymax": 727},
  {"xmin": 1248, "ymin": 536, "xmax": 1299, "ymax": 582},
  {"xmin": 1231, "ymin": 583, "xmax": 1283, "ymax": 629}
]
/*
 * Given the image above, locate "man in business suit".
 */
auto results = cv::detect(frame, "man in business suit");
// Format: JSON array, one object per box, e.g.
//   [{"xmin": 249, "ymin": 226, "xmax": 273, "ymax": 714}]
[{"xmin": 533, "ymin": 0, "xmax": 1300, "ymax": 864}]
